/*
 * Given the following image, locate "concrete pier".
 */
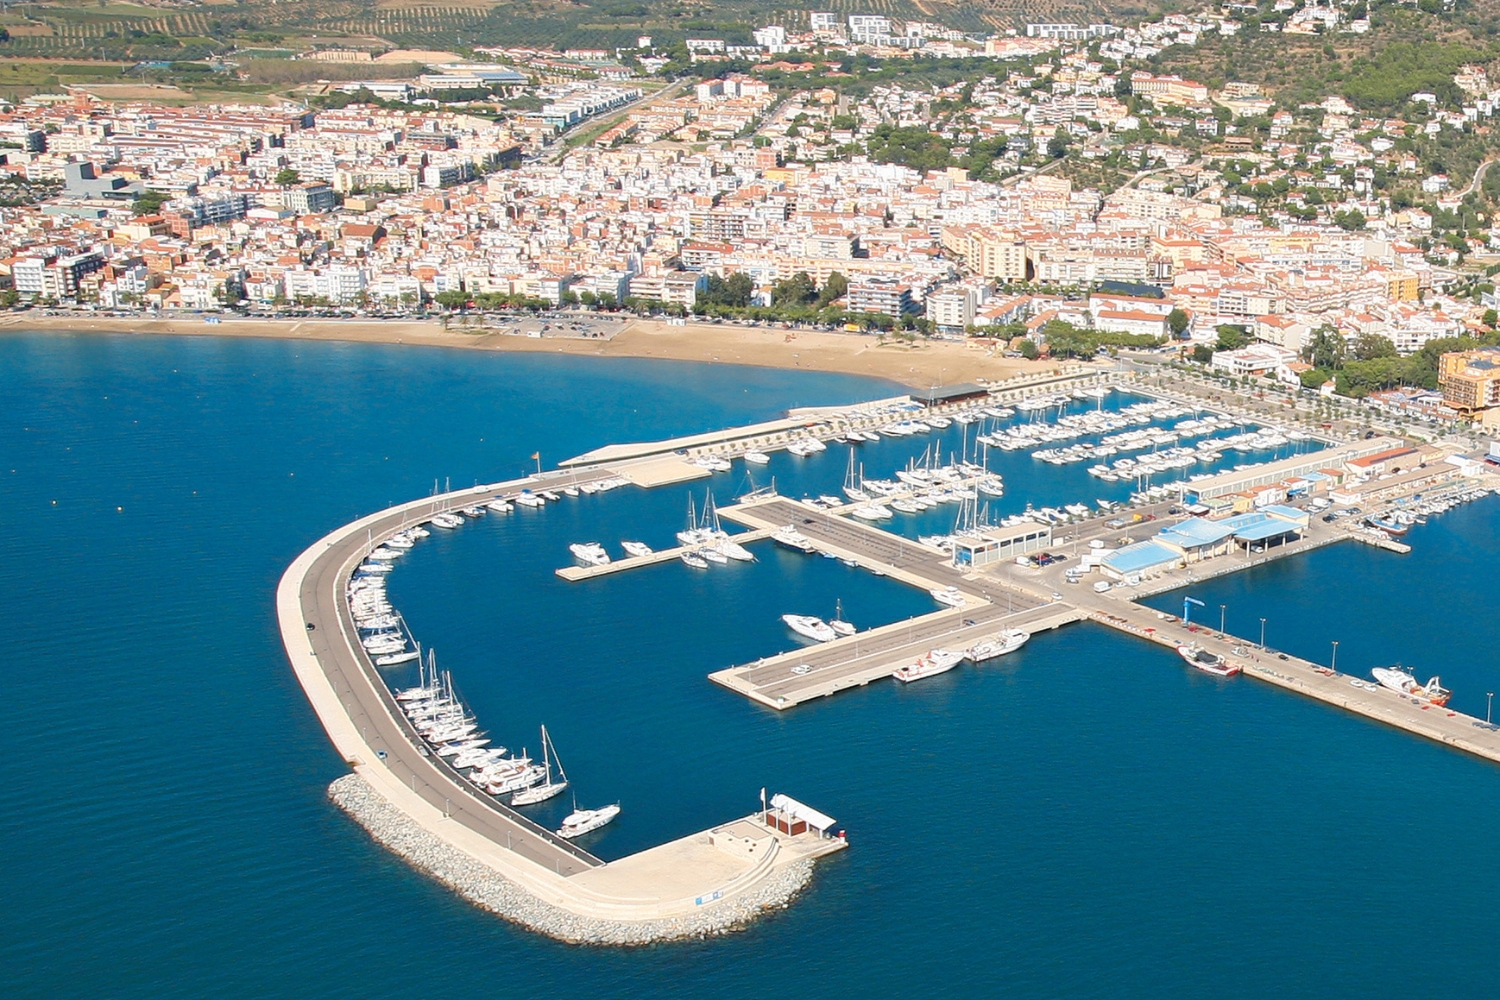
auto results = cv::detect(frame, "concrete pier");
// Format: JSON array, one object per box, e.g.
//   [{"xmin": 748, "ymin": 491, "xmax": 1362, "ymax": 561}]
[
  {"xmin": 711, "ymin": 601, "xmax": 1082, "ymax": 709},
  {"xmin": 555, "ymin": 528, "xmax": 776, "ymax": 581}
]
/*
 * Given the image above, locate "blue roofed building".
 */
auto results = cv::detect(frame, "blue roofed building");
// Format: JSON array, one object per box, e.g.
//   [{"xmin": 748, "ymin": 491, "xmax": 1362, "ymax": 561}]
[
  {"xmin": 1154, "ymin": 517, "xmax": 1238, "ymax": 562},
  {"xmin": 1100, "ymin": 539, "xmax": 1182, "ymax": 581}
]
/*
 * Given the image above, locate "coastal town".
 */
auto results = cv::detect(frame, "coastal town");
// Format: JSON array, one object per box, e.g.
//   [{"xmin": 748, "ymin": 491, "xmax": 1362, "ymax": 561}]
[{"xmin": 4, "ymin": 4, "xmax": 1500, "ymax": 430}]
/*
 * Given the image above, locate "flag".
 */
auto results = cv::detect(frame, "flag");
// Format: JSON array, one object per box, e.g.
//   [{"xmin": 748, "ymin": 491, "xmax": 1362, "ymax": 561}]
[{"xmin": 531, "ymin": 451, "xmax": 540, "ymax": 460}]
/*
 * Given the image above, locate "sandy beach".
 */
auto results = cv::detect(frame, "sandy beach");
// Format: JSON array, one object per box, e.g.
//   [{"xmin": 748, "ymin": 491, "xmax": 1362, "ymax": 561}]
[{"xmin": 0, "ymin": 313, "xmax": 1061, "ymax": 388}]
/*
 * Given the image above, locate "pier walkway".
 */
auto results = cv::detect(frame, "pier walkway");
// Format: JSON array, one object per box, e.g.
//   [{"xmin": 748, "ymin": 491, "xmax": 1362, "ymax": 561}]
[
  {"xmin": 1076, "ymin": 596, "xmax": 1500, "ymax": 767},
  {"xmin": 555, "ymin": 527, "xmax": 777, "ymax": 581}
]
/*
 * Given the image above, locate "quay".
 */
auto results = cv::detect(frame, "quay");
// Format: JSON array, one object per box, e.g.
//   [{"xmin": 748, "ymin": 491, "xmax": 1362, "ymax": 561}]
[
  {"xmin": 278, "ymin": 458, "xmax": 846, "ymax": 944},
  {"xmin": 711, "ymin": 601, "xmax": 1083, "ymax": 708}
]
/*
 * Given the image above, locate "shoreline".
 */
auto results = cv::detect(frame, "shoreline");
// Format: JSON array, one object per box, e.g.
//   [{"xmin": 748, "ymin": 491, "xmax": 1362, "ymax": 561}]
[{"xmin": 0, "ymin": 313, "xmax": 1063, "ymax": 389}]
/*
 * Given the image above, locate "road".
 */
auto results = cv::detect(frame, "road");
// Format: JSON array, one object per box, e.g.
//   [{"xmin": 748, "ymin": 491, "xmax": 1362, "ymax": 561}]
[{"xmin": 293, "ymin": 473, "xmax": 620, "ymax": 875}]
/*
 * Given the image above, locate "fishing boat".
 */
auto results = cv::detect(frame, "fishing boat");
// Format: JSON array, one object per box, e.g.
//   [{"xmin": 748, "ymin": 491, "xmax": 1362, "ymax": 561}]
[
  {"xmin": 511, "ymin": 725, "xmax": 569, "ymax": 806},
  {"xmin": 621, "ymin": 541, "xmax": 653, "ymax": 558},
  {"xmin": 783, "ymin": 614, "xmax": 837, "ymax": 642},
  {"xmin": 1177, "ymin": 644, "xmax": 1241, "ymax": 677},
  {"xmin": 966, "ymin": 629, "xmax": 1030, "ymax": 662},
  {"xmin": 680, "ymin": 551, "xmax": 709, "ymax": 569},
  {"xmin": 557, "ymin": 802, "xmax": 621, "ymax": 839},
  {"xmin": 1371, "ymin": 666, "xmax": 1451, "ymax": 705},
  {"xmin": 1366, "ymin": 516, "xmax": 1409, "ymax": 536},
  {"xmin": 829, "ymin": 600, "xmax": 855, "ymax": 637},
  {"xmin": 892, "ymin": 649, "xmax": 964, "ymax": 683}
]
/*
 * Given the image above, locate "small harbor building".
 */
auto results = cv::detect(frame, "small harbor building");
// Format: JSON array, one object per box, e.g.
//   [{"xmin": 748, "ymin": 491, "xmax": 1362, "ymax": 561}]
[{"xmin": 951, "ymin": 521, "xmax": 1053, "ymax": 567}]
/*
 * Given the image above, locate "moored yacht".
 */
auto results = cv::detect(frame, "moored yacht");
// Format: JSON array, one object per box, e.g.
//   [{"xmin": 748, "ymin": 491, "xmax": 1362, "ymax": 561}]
[
  {"xmin": 966, "ymin": 629, "xmax": 1030, "ymax": 662},
  {"xmin": 557, "ymin": 802, "xmax": 621, "ymax": 839},
  {"xmin": 783, "ymin": 614, "xmax": 838, "ymax": 643},
  {"xmin": 1177, "ymin": 644, "xmax": 1241, "ymax": 677},
  {"xmin": 892, "ymin": 649, "xmax": 964, "ymax": 683},
  {"xmin": 568, "ymin": 542, "xmax": 610, "ymax": 566}
]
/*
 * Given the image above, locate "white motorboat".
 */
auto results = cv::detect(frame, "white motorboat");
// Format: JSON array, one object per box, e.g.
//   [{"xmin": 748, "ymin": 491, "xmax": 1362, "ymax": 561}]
[
  {"xmin": 680, "ymin": 551, "xmax": 709, "ymax": 569},
  {"xmin": 511, "ymin": 725, "xmax": 569, "ymax": 806},
  {"xmin": 514, "ymin": 493, "xmax": 545, "ymax": 508},
  {"xmin": 569, "ymin": 542, "xmax": 611, "ymax": 566},
  {"xmin": 783, "ymin": 614, "xmax": 837, "ymax": 642},
  {"xmin": 772, "ymin": 525, "xmax": 816, "ymax": 553},
  {"xmin": 743, "ymin": 451, "xmax": 772, "ymax": 465},
  {"xmin": 621, "ymin": 541, "xmax": 653, "ymax": 558},
  {"xmin": 436, "ymin": 738, "xmax": 491, "ymax": 756},
  {"xmin": 893, "ymin": 648, "xmax": 964, "ymax": 683},
  {"xmin": 929, "ymin": 586, "xmax": 965, "ymax": 608},
  {"xmin": 717, "ymin": 538, "xmax": 756, "ymax": 561},
  {"xmin": 563, "ymin": 486, "xmax": 580, "ymax": 497},
  {"xmin": 557, "ymin": 802, "xmax": 621, "ymax": 839},
  {"xmin": 485, "ymin": 498, "xmax": 514, "ymax": 513},
  {"xmin": 966, "ymin": 629, "xmax": 1030, "ymax": 662},
  {"xmin": 701, "ymin": 547, "xmax": 729, "ymax": 565}
]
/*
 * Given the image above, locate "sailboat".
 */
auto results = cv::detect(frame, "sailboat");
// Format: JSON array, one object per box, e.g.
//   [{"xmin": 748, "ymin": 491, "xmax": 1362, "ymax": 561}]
[
  {"xmin": 829, "ymin": 599, "xmax": 855, "ymax": 637},
  {"xmin": 842, "ymin": 449, "xmax": 870, "ymax": 501},
  {"xmin": 676, "ymin": 493, "xmax": 705, "ymax": 546},
  {"xmin": 511, "ymin": 725, "xmax": 569, "ymax": 805}
]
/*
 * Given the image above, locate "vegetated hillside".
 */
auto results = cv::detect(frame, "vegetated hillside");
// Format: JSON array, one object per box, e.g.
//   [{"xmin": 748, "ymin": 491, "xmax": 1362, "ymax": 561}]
[
  {"xmin": 0, "ymin": 0, "xmax": 1182, "ymax": 60},
  {"xmin": 1151, "ymin": 4, "xmax": 1495, "ymax": 113}
]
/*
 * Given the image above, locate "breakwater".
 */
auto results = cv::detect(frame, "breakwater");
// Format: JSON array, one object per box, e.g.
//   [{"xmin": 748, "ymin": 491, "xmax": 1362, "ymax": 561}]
[{"xmin": 328, "ymin": 774, "xmax": 818, "ymax": 946}]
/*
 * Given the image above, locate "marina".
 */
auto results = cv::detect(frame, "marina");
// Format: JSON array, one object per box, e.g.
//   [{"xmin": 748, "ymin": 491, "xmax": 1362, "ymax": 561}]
[
  {"xmin": 16, "ymin": 329, "xmax": 1500, "ymax": 1000},
  {"xmin": 275, "ymin": 361, "xmax": 1500, "ymax": 942}
]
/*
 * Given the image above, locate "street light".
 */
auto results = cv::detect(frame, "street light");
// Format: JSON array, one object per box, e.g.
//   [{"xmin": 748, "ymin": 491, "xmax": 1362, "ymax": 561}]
[
  {"xmin": 1219, "ymin": 604, "xmax": 1226, "ymax": 638},
  {"xmin": 1331, "ymin": 640, "xmax": 1339, "ymax": 673},
  {"xmin": 1488, "ymin": 692, "xmax": 1494, "ymax": 725},
  {"xmin": 1259, "ymin": 617, "xmax": 1266, "ymax": 650}
]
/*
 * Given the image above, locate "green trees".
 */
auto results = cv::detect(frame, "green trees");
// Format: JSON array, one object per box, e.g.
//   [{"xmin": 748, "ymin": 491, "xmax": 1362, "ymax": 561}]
[
  {"xmin": 1038, "ymin": 320, "xmax": 1164, "ymax": 358},
  {"xmin": 274, "ymin": 168, "xmax": 301, "ymax": 188},
  {"xmin": 863, "ymin": 124, "xmax": 953, "ymax": 173},
  {"xmin": 1167, "ymin": 307, "xmax": 1190, "ymax": 337},
  {"xmin": 433, "ymin": 290, "xmax": 469, "ymax": 310},
  {"xmin": 699, "ymin": 272, "xmax": 754, "ymax": 309},
  {"xmin": 131, "ymin": 189, "xmax": 169, "ymax": 216},
  {"xmin": 1302, "ymin": 324, "xmax": 1347, "ymax": 371}
]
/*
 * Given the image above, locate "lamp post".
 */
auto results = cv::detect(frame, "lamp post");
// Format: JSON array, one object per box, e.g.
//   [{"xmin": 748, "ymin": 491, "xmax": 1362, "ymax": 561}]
[
  {"xmin": 1259, "ymin": 617, "xmax": 1266, "ymax": 650},
  {"xmin": 1219, "ymin": 604, "xmax": 1226, "ymax": 639},
  {"xmin": 1331, "ymin": 640, "xmax": 1339, "ymax": 673},
  {"xmin": 1488, "ymin": 692, "xmax": 1494, "ymax": 725}
]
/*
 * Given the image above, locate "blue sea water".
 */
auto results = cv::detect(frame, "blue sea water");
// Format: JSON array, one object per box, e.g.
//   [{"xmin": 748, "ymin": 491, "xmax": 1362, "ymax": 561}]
[{"xmin": 3, "ymin": 331, "xmax": 1500, "ymax": 1000}]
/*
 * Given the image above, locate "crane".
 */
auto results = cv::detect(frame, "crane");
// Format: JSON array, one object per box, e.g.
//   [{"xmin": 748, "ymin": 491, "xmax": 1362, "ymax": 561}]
[{"xmin": 1183, "ymin": 596, "xmax": 1205, "ymax": 625}]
